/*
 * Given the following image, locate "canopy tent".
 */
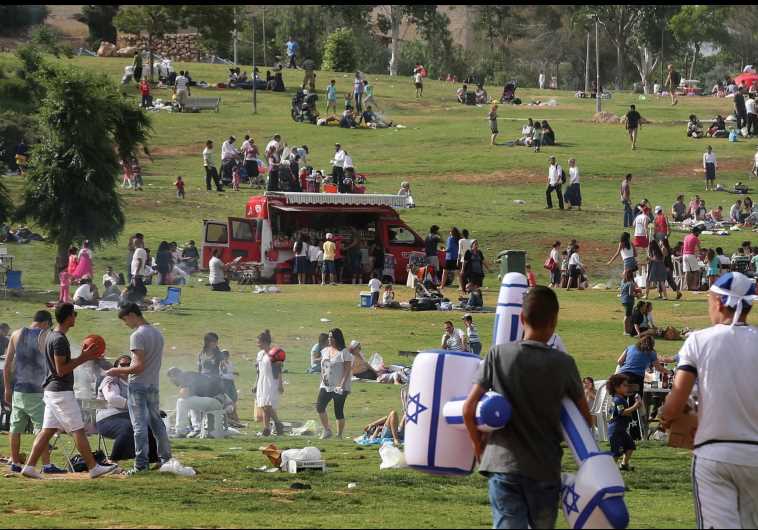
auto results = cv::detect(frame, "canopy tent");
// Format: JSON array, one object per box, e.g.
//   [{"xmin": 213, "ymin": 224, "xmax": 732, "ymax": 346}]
[{"xmin": 734, "ymin": 72, "xmax": 758, "ymax": 88}]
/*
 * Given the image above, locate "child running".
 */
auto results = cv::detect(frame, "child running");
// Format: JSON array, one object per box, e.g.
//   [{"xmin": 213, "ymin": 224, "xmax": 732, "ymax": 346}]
[
  {"xmin": 606, "ymin": 373, "xmax": 643, "ymax": 471},
  {"xmin": 175, "ymin": 176, "xmax": 185, "ymax": 199}
]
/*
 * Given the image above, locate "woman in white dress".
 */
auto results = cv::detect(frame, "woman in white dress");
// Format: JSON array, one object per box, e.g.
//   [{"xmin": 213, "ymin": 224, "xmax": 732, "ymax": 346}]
[
  {"xmin": 316, "ymin": 328, "xmax": 352, "ymax": 439},
  {"xmin": 255, "ymin": 329, "xmax": 284, "ymax": 436}
]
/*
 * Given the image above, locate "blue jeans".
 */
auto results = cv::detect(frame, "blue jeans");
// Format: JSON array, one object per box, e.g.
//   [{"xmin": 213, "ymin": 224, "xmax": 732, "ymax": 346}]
[
  {"xmin": 623, "ymin": 200, "xmax": 634, "ymax": 228},
  {"xmin": 488, "ymin": 472, "xmax": 561, "ymax": 529},
  {"xmin": 471, "ymin": 341, "xmax": 482, "ymax": 356},
  {"xmin": 128, "ymin": 383, "xmax": 172, "ymax": 470}
]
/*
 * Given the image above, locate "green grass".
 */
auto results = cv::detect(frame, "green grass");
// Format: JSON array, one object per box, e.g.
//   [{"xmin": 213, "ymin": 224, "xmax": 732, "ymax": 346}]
[{"xmin": 1, "ymin": 54, "xmax": 751, "ymax": 528}]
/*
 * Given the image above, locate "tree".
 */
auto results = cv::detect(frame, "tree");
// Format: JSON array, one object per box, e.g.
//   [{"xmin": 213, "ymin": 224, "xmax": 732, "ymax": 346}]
[
  {"xmin": 0, "ymin": 177, "xmax": 10, "ymax": 225},
  {"xmin": 720, "ymin": 6, "xmax": 758, "ymax": 68},
  {"xmin": 590, "ymin": 5, "xmax": 647, "ymax": 90},
  {"xmin": 114, "ymin": 5, "xmax": 182, "ymax": 81},
  {"xmin": 180, "ymin": 5, "xmax": 237, "ymax": 59},
  {"xmin": 0, "ymin": 5, "xmax": 48, "ymax": 36},
  {"xmin": 322, "ymin": 27, "xmax": 356, "ymax": 72},
  {"xmin": 376, "ymin": 5, "xmax": 441, "ymax": 76},
  {"xmin": 669, "ymin": 6, "xmax": 726, "ymax": 80},
  {"xmin": 15, "ymin": 62, "xmax": 151, "ymax": 278},
  {"xmin": 74, "ymin": 5, "xmax": 120, "ymax": 47}
]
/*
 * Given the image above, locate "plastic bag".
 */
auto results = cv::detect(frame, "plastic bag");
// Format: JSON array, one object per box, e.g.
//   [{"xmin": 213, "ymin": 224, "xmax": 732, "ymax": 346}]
[
  {"xmin": 379, "ymin": 444, "xmax": 407, "ymax": 469},
  {"xmin": 290, "ymin": 420, "xmax": 317, "ymax": 436},
  {"xmin": 159, "ymin": 458, "xmax": 196, "ymax": 477},
  {"xmin": 369, "ymin": 353, "xmax": 385, "ymax": 372}
]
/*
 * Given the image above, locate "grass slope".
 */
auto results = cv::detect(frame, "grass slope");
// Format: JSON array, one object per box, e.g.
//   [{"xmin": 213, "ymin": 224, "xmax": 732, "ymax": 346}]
[{"xmin": 1, "ymin": 54, "xmax": 750, "ymax": 528}]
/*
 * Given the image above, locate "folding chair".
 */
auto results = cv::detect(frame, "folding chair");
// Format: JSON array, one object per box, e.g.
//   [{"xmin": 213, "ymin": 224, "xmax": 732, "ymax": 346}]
[
  {"xmin": 591, "ymin": 380, "xmax": 611, "ymax": 442},
  {"xmin": 159, "ymin": 287, "xmax": 181, "ymax": 306},
  {"xmin": 2, "ymin": 270, "xmax": 22, "ymax": 297}
]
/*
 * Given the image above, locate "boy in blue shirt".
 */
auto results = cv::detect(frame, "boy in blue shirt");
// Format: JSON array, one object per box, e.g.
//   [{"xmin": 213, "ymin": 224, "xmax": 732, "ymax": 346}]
[{"xmin": 606, "ymin": 374, "xmax": 643, "ymax": 471}]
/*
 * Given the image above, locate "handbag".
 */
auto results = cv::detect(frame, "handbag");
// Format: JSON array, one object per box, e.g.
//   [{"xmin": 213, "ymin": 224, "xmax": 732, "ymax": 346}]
[{"xmin": 543, "ymin": 256, "xmax": 557, "ymax": 271}]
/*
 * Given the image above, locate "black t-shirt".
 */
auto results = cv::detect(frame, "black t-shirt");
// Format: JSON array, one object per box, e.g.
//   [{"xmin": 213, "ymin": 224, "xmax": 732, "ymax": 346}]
[
  {"xmin": 734, "ymin": 93, "xmax": 746, "ymax": 112},
  {"xmin": 44, "ymin": 330, "xmax": 74, "ymax": 392},
  {"xmin": 425, "ymin": 234, "xmax": 440, "ymax": 257},
  {"xmin": 626, "ymin": 110, "xmax": 641, "ymax": 128},
  {"xmin": 630, "ymin": 310, "xmax": 646, "ymax": 335}
]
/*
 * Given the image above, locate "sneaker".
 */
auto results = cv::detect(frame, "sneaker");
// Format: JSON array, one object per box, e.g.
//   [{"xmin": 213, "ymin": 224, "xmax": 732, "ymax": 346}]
[
  {"xmin": 21, "ymin": 466, "xmax": 43, "ymax": 480},
  {"xmin": 9, "ymin": 463, "xmax": 22, "ymax": 473},
  {"xmin": 42, "ymin": 463, "xmax": 68, "ymax": 475},
  {"xmin": 319, "ymin": 429, "xmax": 333, "ymax": 440},
  {"xmin": 186, "ymin": 429, "xmax": 202, "ymax": 439},
  {"xmin": 90, "ymin": 463, "xmax": 118, "ymax": 479},
  {"xmin": 126, "ymin": 467, "xmax": 150, "ymax": 477}
]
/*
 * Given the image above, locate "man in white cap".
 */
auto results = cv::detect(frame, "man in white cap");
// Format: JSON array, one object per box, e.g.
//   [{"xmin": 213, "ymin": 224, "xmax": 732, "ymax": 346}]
[
  {"xmin": 322, "ymin": 233, "xmax": 336, "ymax": 286},
  {"xmin": 661, "ymin": 272, "xmax": 758, "ymax": 529}
]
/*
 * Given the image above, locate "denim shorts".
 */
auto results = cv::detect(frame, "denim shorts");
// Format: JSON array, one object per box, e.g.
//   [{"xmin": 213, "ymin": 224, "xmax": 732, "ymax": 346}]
[{"xmin": 488, "ymin": 472, "xmax": 561, "ymax": 529}]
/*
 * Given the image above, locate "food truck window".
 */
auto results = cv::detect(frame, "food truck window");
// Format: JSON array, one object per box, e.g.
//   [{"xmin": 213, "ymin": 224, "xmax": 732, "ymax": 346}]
[
  {"xmin": 205, "ymin": 223, "xmax": 228, "ymax": 244},
  {"xmin": 387, "ymin": 226, "xmax": 417, "ymax": 245},
  {"xmin": 231, "ymin": 220, "xmax": 256, "ymax": 241}
]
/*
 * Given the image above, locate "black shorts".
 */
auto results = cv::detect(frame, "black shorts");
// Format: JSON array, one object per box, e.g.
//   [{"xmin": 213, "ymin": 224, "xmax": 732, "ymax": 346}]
[
  {"xmin": 609, "ymin": 430, "xmax": 636, "ymax": 457},
  {"xmin": 316, "ymin": 388, "xmax": 349, "ymax": 420},
  {"xmin": 445, "ymin": 259, "xmax": 458, "ymax": 271},
  {"xmin": 415, "ymin": 82, "xmax": 423, "ymax": 89}
]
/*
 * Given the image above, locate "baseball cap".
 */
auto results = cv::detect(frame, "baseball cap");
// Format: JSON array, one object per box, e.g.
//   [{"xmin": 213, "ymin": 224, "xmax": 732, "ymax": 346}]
[
  {"xmin": 462, "ymin": 313, "xmax": 472, "ymax": 320},
  {"xmin": 349, "ymin": 340, "xmax": 361, "ymax": 350},
  {"xmin": 326, "ymin": 233, "xmax": 333, "ymax": 240},
  {"xmin": 709, "ymin": 272, "xmax": 758, "ymax": 325}
]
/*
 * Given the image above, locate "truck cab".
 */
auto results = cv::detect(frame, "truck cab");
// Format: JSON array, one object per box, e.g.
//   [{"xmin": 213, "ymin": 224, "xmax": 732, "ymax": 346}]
[{"xmin": 201, "ymin": 192, "xmax": 429, "ymax": 283}]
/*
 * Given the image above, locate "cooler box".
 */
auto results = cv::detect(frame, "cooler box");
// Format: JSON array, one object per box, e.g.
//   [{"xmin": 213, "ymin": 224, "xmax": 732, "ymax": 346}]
[
  {"xmin": 359, "ymin": 291, "xmax": 372, "ymax": 308},
  {"xmin": 497, "ymin": 250, "xmax": 526, "ymax": 278}
]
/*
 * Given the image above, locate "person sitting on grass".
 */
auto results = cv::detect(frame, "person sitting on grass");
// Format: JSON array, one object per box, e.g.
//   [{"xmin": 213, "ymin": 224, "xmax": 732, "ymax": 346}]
[
  {"xmin": 606, "ymin": 373, "xmax": 643, "ymax": 472},
  {"xmin": 687, "ymin": 114, "xmax": 703, "ymax": 138},
  {"xmin": 309, "ymin": 333, "xmax": 329, "ymax": 374},
  {"xmin": 706, "ymin": 114, "xmax": 728, "ymax": 137},
  {"xmin": 460, "ymin": 282, "xmax": 483, "ymax": 309},
  {"xmin": 72, "ymin": 278, "xmax": 99, "ymax": 307},
  {"xmin": 541, "ymin": 120, "xmax": 556, "ymax": 146},
  {"xmin": 456, "ymin": 84, "xmax": 468, "ymax": 104},
  {"xmin": 517, "ymin": 118, "xmax": 535, "ymax": 146},
  {"xmin": 359, "ymin": 106, "xmax": 391, "ymax": 128},
  {"xmin": 462, "ymin": 286, "xmax": 590, "ymax": 529},
  {"xmin": 349, "ymin": 340, "xmax": 377, "ymax": 380},
  {"xmin": 340, "ymin": 107, "xmax": 358, "ymax": 129},
  {"xmin": 363, "ymin": 410, "xmax": 406, "ymax": 446},
  {"xmin": 475, "ymin": 84, "xmax": 488, "ymax": 105}
]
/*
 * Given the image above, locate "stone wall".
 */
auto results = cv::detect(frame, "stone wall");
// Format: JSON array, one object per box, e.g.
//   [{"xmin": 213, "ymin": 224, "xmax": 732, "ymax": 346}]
[{"xmin": 116, "ymin": 33, "xmax": 208, "ymax": 62}]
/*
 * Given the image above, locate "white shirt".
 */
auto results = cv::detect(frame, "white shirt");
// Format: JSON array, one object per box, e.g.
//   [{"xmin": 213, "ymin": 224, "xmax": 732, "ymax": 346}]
[
  {"xmin": 568, "ymin": 252, "xmax": 583, "ymax": 267},
  {"xmin": 677, "ymin": 324, "xmax": 758, "ymax": 465},
  {"xmin": 522, "ymin": 124, "xmax": 534, "ymax": 136},
  {"xmin": 293, "ymin": 242, "xmax": 309, "ymax": 257},
  {"xmin": 202, "ymin": 147, "xmax": 214, "ymax": 167},
  {"xmin": 746, "ymin": 97, "xmax": 756, "ymax": 115},
  {"xmin": 343, "ymin": 154, "xmax": 354, "ymax": 169},
  {"xmin": 653, "ymin": 83, "xmax": 660, "ymax": 94},
  {"xmin": 131, "ymin": 248, "xmax": 147, "ymax": 276},
  {"xmin": 633, "ymin": 213, "xmax": 649, "ymax": 237},
  {"xmin": 550, "ymin": 248, "xmax": 560, "ymax": 264},
  {"xmin": 703, "ymin": 152, "xmax": 716, "ymax": 166},
  {"xmin": 754, "ymin": 152, "xmax": 758, "ymax": 168},
  {"xmin": 221, "ymin": 140, "xmax": 239, "ymax": 161},
  {"xmin": 730, "ymin": 204, "xmax": 741, "ymax": 222},
  {"xmin": 209, "ymin": 256, "xmax": 225, "ymax": 285},
  {"xmin": 102, "ymin": 272, "xmax": 119, "ymax": 287},
  {"xmin": 308, "ymin": 245, "xmax": 322, "ymax": 262},
  {"xmin": 265, "ymin": 140, "xmax": 280, "ymax": 160},
  {"xmin": 368, "ymin": 278, "xmax": 382, "ymax": 293},
  {"xmin": 442, "ymin": 328, "xmax": 466, "ymax": 351},
  {"xmin": 548, "ymin": 164, "xmax": 562, "ymax": 186},
  {"xmin": 74, "ymin": 283, "xmax": 96, "ymax": 302},
  {"xmin": 620, "ymin": 246, "xmax": 634, "ymax": 260},
  {"xmin": 458, "ymin": 239, "xmax": 473, "ymax": 263},
  {"xmin": 331, "ymin": 149, "xmax": 346, "ymax": 168},
  {"xmin": 414, "ymin": 73, "xmax": 422, "ymax": 84},
  {"xmin": 174, "ymin": 75, "xmax": 188, "ymax": 91},
  {"xmin": 568, "ymin": 166, "xmax": 580, "ymax": 185}
]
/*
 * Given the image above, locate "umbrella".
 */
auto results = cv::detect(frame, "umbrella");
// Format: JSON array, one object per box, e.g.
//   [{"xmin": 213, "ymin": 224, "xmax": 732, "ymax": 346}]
[{"xmin": 734, "ymin": 72, "xmax": 758, "ymax": 88}]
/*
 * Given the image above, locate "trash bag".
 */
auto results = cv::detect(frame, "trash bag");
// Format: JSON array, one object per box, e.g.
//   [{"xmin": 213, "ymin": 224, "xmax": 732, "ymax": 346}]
[
  {"xmin": 369, "ymin": 353, "xmax": 385, "ymax": 372},
  {"xmin": 281, "ymin": 447, "xmax": 322, "ymax": 470},
  {"xmin": 159, "ymin": 458, "xmax": 196, "ymax": 476},
  {"xmin": 379, "ymin": 444, "xmax": 407, "ymax": 470}
]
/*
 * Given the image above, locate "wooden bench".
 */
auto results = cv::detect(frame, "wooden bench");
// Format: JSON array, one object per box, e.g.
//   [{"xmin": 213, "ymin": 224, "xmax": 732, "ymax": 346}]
[{"xmin": 183, "ymin": 96, "xmax": 221, "ymax": 112}]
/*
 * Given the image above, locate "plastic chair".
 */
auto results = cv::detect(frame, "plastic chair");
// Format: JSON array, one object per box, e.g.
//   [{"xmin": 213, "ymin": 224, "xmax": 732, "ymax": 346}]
[{"xmin": 159, "ymin": 287, "xmax": 181, "ymax": 306}]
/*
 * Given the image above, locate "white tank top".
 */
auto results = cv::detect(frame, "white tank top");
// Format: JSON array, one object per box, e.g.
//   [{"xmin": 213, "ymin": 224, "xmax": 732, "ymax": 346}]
[{"xmin": 620, "ymin": 246, "xmax": 634, "ymax": 260}]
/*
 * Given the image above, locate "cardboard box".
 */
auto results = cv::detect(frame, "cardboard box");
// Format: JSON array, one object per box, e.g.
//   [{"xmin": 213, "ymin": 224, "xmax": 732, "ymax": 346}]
[{"xmin": 667, "ymin": 413, "xmax": 699, "ymax": 449}]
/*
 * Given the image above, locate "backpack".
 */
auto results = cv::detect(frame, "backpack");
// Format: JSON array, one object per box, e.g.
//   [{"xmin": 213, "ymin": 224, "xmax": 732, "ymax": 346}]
[{"xmin": 560, "ymin": 168, "xmax": 567, "ymax": 184}]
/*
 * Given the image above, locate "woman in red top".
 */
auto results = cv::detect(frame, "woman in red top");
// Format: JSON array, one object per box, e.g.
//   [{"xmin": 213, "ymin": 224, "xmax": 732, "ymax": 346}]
[
  {"xmin": 139, "ymin": 79, "xmax": 151, "ymax": 108},
  {"xmin": 653, "ymin": 206, "xmax": 669, "ymax": 241}
]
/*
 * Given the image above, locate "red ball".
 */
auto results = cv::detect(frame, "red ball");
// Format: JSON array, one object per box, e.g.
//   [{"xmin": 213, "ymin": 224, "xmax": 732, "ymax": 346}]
[{"xmin": 82, "ymin": 335, "xmax": 106, "ymax": 357}]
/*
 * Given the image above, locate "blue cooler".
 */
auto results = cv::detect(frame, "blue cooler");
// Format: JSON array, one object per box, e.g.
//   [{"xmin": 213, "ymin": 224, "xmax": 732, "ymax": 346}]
[{"xmin": 359, "ymin": 292, "xmax": 372, "ymax": 308}]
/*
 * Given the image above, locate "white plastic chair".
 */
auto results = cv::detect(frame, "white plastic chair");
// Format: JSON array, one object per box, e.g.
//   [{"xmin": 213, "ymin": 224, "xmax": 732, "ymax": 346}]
[{"xmin": 591, "ymin": 380, "xmax": 611, "ymax": 442}]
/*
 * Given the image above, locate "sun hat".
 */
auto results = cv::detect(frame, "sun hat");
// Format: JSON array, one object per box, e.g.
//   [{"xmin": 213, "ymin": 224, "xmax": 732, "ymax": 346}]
[
  {"xmin": 655, "ymin": 205, "xmax": 662, "ymax": 213},
  {"xmin": 709, "ymin": 272, "xmax": 758, "ymax": 325}
]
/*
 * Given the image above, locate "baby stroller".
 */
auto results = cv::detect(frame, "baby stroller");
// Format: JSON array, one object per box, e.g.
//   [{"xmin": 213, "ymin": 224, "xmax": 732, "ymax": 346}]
[
  {"xmin": 291, "ymin": 90, "xmax": 319, "ymax": 124},
  {"xmin": 500, "ymin": 80, "xmax": 518, "ymax": 104}
]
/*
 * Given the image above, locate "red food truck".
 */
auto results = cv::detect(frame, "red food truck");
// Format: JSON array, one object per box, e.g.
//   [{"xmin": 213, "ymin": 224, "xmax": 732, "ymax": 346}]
[{"xmin": 201, "ymin": 192, "xmax": 434, "ymax": 283}]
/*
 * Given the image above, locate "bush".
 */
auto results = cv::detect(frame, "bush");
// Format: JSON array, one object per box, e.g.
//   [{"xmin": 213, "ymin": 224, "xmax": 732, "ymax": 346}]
[
  {"xmin": 0, "ymin": 5, "xmax": 48, "ymax": 36},
  {"xmin": 322, "ymin": 28, "xmax": 356, "ymax": 72},
  {"xmin": 31, "ymin": 25, "xmax": 74, "ymax": 58}
]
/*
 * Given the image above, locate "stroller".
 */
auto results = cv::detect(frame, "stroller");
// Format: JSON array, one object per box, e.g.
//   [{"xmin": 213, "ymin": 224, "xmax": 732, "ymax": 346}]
[
  {"xmin": 291, "ymin": 89, "xmax": 319, "ymax": 124},
  {"xmin": 500, "ymin": 80, "xmax": 519, "ymax": 104}
]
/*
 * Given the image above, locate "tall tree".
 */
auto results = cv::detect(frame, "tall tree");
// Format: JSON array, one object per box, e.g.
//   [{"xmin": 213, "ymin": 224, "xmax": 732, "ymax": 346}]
[
  {"xmin": 376, "ymin": 5, "xmax": 440, "ymax": 76},
  {"xmin": 114, "ymin": 5, "xmax": 182, "ymax": 81},
  {"xmin": 669, "ymin": 5, "xmax": 727, "ymax": 80},
  {"xmin": 180, "ymin": 5, "xmax": 237, "ymax": 59},
  {"xmin": 16, "ymin": 63, "xmax": 151, "ymax": 277},
  {"xmin": 74, "ymin": 5, "xmax": 120, "ymax": 47},
  {"xmin": 720, "ymin": 6, "xmax": 758, "ymax": 68},
  {"xmin": 591, "ymin": 5, "xmax": 647, "ymax": 90}
]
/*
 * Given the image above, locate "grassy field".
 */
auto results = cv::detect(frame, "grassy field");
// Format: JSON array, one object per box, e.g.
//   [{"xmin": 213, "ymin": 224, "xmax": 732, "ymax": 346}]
[{"xmin": 1, "ymin": 54, "xmax": 754, "ymax": 528}]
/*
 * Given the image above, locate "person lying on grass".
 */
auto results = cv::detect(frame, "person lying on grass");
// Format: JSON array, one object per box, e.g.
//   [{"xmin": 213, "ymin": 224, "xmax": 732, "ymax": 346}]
[{"xmin": 363, "ymin": 410, "xmax": 406, "ymax": 446}]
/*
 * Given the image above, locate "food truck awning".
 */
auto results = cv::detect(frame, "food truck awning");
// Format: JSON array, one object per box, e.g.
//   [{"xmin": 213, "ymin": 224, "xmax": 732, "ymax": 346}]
[{"xmin": 266, "ymin": 192, "xmax": 411, "ymax": 209}]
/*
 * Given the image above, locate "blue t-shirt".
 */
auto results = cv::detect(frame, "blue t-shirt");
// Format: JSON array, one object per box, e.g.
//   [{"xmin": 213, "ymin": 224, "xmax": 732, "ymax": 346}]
[
  {"xmin": 286, "ymin": 40, "xmax": 298, "ymax": 56},
  {"xmin": 326, "ymin": 85, "xmax": 337, "ymax": 101},
  {"xmin": 607, "ymin": 395, "xmax": 630, "ymax": 436},
  {"xmin": 620, "ymin": 281, "xmax": 633, "ymax": 304},
  {"xmin": 619, "ymin": 345, "xmax": 657, "ymax": 377},
  {"xmin": 445, "ymin": 236, "xmax": 460, "ymax": 262}
]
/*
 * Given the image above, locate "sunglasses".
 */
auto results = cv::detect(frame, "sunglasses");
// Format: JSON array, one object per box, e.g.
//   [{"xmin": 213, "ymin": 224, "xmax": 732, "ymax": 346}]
[{"xmin": 118, "ymin": 363, "xmax": 130, "ymax": 367}]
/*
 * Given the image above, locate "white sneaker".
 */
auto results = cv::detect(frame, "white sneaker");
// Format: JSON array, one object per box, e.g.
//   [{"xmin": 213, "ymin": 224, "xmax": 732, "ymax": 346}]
[
  {"xmin": 90, "ymin": 463, "xmax": 118, "ymax": 479},
  {"xmin": 21, "ymin": 465, "xmax": 43, "ymax": 479},
  {"xmin": 319, "ymin": 429, "xmax": 333, "ymax": 440}
]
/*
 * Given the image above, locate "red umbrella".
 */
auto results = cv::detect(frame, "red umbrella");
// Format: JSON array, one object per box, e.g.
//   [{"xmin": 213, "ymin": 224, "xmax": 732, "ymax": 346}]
[{"xmin": 735, "ymin": 72, "xmax": 758, "ymax": 88}]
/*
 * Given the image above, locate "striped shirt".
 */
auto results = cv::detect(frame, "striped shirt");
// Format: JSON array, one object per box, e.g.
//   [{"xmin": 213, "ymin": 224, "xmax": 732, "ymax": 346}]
[{"xmin": 467, "ymin": 324, "xmax": 481, "ymax": 345}]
